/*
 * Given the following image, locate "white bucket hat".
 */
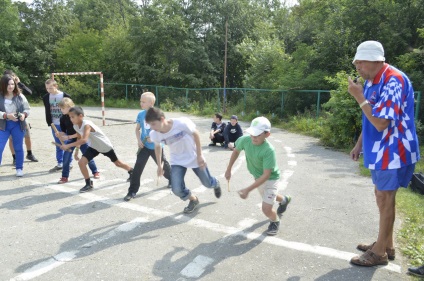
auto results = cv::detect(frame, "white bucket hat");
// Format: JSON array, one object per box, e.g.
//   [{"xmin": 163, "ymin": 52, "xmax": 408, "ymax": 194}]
[
  {"xmin": 352, "ymin": 41, "xmax": 385, "ymax": 63},
  {"xmin": 245, "ymin": 116, "xmax": 271, "ymax": 136}
]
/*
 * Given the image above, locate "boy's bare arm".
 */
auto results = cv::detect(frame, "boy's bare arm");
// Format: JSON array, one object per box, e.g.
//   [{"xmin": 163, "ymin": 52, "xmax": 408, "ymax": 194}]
[
  {"xmin": 238, "ymin": 169, "xmax": 272, "ymax": 199},
  {"xmin": 135, "ymin": 123, "xmax": 143, "ymax": 148},
  {"xmin": 154, "ymin": 143, "xmax": 163, "ymax": 176},
  {"xmin": 225, "ymin": 149, "xmax": 240, "ymax": 180},
  {"xmin": 193, "ymin": 130, "xmax": 206, "ymax": 167},
  {"xmin": 62, "ymin": 125, "xmax": 90, "ymax": 149}
]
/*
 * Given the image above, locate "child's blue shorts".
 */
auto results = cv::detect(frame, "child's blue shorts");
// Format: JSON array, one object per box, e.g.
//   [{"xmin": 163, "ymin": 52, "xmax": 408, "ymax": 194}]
[{"xmin": 371, "ymin": 164, "xmax": 416, "ymax": 191}]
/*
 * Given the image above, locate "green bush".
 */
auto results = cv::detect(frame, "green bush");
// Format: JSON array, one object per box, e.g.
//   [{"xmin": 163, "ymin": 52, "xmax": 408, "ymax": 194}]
[{"xmin": 321, "ymin": 71, "xmax": 362, "ymax": 148}]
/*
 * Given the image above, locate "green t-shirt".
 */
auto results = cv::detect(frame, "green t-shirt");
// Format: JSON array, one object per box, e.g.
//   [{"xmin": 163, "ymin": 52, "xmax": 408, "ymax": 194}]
[{"xmin": 235, "ymin": 135, "xmax": 280, "ymax": 180}]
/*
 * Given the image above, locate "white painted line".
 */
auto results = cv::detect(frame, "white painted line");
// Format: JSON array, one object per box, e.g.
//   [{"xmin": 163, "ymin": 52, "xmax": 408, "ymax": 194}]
[
  {"xmin": 11, "ymin": 218, "xmax": 146, "ymax": 281},
  {"xmin": 237, "ymin": 218, "xmax": 258, "ymax": 228},
  {"xmin": 180, "ymin": 255, "xmax": 214, "ymax": 278},
  {"xmin": 278, "ymin": 170, "xmax": 294, "ymax": 191},
  {"xmin": 36, "ymin": 183, "xmax": 401, "ymax": 275},
  {"xmin": 100, "ymin": 182, "xmax": 128, "ymax": 190},
  {"xmin": 284, "ymin": 146, "xmax": 295, "ymax": 158},
  {"xmin": 65, "ymin": 178, "xmax": 123, "ymax": 187},
  {"xmin": 282, "ymin": 170, "xmax": 294, "ymax": 180},
  {"xmin": 147, "ymin": 189, "xmax": 172, "ymax": 201},
  {"xmin": 287, "ymin": 161, "xmax": 297, "ymax": 166},
  {"xmin": 66, "ymin": 199, "xmax": 97, "ymax": 209},
  {"xmin": 140, "ymin": 178, "xmax": 155, "ymax": 186},
  {"xmin": 81, "ymin": 217, "xmax": 147, "ymax": 248},
  {"xmin": 274, "ymin": 139, "xmax": 282, "ymax": 143},
  {"xmin": 191, "ymin": 186, "xmax": 207, "ymax": 193},
  {"xmin": 10, "ymin": 251, "xmax": 77, "ymax": 281}
]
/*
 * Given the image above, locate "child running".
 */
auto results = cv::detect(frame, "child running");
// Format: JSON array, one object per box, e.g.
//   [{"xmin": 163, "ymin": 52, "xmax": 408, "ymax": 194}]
[
  {"xmin": 145, "ymin": 107, "xmax": 221, "ymax": 213},
  {"xmin": 225, "ymin": 116, "xmax": 291, "ymax": 236},
  {"xmin": 60, "ymin": 106, "xmax": 133, "ymax": 192},
  {"xmin": 55, "ymin": 98, "xmax": 100, "ymax": 184},
  {"xmin": 124, "ymin": 92, "xmax": 171, "ymax": 201}
]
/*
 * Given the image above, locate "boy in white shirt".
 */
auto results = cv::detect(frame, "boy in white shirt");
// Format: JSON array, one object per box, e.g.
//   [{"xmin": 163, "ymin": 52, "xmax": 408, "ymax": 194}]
[
  {"xmin": 43, "ymin": 79, "xmax": 70, "ymax": 172},
  {"xmin": 61, "ymin": 106, "xmax": 133, "ymax": 193},
  {"xmin": 145, "ymin": 107, "xmax": 221, "ymax": 213}
]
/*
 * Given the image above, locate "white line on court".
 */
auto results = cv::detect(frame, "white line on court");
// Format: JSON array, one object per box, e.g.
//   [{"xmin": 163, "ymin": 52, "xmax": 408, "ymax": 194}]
[
  {"xmin": 287, "ymin": 160, "xmax": 297, "ymax": 166},
  {"xmin": 25, "ymin": 182, "xmax": 401, "ymax": 277},
  {"xmin": 10, "ymin": 217, "xmax": 146, "ymax": 281},
  {"xmin": 180, "ymin": 255, "xmax": 214, "ymax": 278},
  {"xmin": 147, "ymin": 189, "xmax": 173, "ymax": 200},
  {"xmin": 284, "ymin": 146, "xmax": 296, "ymax": 158}
]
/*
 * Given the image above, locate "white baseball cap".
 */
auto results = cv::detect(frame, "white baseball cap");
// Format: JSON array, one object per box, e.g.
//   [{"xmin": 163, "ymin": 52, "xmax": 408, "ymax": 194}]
[
  {"xmin": 352, "ymin": 40, "xmax": 385, "ymax": 63},
  {"xmin": 245, "ymin": 116, "xmax": 271, "ymax": 136}
]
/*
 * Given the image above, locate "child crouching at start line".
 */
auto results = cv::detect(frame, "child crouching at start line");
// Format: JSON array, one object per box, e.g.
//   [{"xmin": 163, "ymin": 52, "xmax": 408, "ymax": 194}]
[{"xmin": 60, "ymin": 106, "xmax": 133, "ymax": 192}]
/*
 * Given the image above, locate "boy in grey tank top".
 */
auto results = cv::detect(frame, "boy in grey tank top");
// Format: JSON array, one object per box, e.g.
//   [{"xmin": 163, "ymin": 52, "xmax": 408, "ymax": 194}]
[{"xmin": 60, "ymin": 106, "xmax": 133, "ymax": 192}]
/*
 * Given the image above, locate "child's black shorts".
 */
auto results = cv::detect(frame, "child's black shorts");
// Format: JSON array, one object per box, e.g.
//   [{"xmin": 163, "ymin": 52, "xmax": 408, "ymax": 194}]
[{"xmin": 83, "ymin": 147, "xmax": 118, "ymax": 162}]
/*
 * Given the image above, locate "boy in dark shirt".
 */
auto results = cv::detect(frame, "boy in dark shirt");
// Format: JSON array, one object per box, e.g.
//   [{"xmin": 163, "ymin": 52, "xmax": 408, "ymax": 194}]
[
  {"xmin": 208, "ymin": 113, "xmax": 226, "ymax": 146},
  {"xmin": 223, "ymin": 115, "xmax": 243, "ymax": 150}
]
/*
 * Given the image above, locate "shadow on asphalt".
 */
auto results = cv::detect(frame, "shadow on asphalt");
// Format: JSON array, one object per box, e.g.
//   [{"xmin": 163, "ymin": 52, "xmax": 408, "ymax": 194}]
[
  {"xmin": 14, "ymin": 214, "xmax": 196, "ymax": 275},
  {"xmin": 314, "ymin": 266, "xmax": 377, "ymax": 281},
  {"xmin": 152, "ymin": 220, "xmax": 268, "ymax": 280}
]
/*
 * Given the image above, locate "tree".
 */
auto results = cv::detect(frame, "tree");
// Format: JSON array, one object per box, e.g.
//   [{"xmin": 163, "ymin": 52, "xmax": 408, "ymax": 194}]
[{"xmin": 0, "ymin": 0, "xmax": 22, "ymax": 68}]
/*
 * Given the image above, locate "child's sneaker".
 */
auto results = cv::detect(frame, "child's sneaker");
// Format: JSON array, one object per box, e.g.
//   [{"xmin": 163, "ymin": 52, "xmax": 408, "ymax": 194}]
[
  {"xmin": 93, "ymin": 172, "xmax": 100, "ymax": 179},
  {"xmin": 124, "ymin": 192, "xmax": 136, "ymax": 201},
  {"xmin": 49, "ymin": 164, "xmax": 63, "ymax": 173},
  {"xmin": 266, "ymin": 221, "xmax": 280, "ymax": 236},
  {"xmin": 213, "ymin": 180, "xmax": 221, "ymax": 198},
  {"xmin": 127, "ymin": 168, "xmax": 134, "ymax": 182},
  {"xmin": 277, "ymin": 195, "xmax": 291, "ymax": 217},
  {"xmin": 26, "ymin": 154, "xmax": 38, "ymax": 162},
  {"xmin": 80, "ymin": 180, "xmax": 93, "ymax": 193},
  {"xmin": 184, "ymin": 197, "xmax": 199, "ymax": 213},
  {"xmin": 58, "ymin": 177, "xmax": 68, "ymax": 184},
  {"xmin": 16, "ymin": 169, "xmax": 24, "ymax": 177}
]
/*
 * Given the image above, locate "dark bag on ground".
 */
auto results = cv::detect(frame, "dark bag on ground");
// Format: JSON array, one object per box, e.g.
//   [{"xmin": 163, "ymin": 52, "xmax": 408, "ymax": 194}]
[{"xmin": 410, "ymin": 173, "xmax": 424, "ymax": 195}]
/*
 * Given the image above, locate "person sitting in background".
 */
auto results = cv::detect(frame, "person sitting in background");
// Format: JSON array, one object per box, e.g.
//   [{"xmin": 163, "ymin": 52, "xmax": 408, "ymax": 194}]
[
  {"xmin": 223, "ymin": 115, "xmax": 243, "ymax": 150},
  {"xmin": 208, "ymin": 113, "xmax": 226, "ymax": 146}
]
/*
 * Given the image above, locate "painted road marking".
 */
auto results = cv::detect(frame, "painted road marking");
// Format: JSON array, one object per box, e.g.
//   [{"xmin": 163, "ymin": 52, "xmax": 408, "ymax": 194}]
[
  {"xmin": 284, "ymin": 146, "xmax": 295, "ymax": 158},
  {"xmin": 27, "ymin": 182, "xmax": 401, "ymax": 275},
  {"xmin": 11, "ymin": 218, "xmax": 146, "ymax": 281},
  {"xmin": 287, "ymin": 160, "xmax": 297, "ymax": 166},
  {"xmin": 147, "ymin": 189, "xmax": 173, "ymax": 200},
  {"xmin": 180, "ymin": 255, "xmax": 214, "ymax": 278},
  {"xmin": 237, "ymin": 218, "xmax": 258, "ymax": 228}
]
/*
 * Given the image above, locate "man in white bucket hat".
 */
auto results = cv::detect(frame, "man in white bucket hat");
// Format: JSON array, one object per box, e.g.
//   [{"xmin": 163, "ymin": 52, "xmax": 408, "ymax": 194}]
[{"xmin": 348, "ymin": 41, "xmax": 420, "ymax": 267}]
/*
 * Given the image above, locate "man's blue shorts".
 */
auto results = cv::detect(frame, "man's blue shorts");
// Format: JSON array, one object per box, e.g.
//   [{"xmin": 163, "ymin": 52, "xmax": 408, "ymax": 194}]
[{"xmin": 371, "ymin": 164, "xmax": 416, "ymax": 191}]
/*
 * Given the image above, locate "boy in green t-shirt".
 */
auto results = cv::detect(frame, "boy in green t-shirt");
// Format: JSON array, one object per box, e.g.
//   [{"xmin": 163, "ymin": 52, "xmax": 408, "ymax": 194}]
[{"xmin": 225, "ymin": 116, "xmax": 291, "ymax": 235}]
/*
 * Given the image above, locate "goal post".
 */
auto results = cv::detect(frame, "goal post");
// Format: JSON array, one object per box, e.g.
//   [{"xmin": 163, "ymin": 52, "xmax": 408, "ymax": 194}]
[{"xmin": 51, "ymin": 71, "xmax": 106, "ymax": 126}]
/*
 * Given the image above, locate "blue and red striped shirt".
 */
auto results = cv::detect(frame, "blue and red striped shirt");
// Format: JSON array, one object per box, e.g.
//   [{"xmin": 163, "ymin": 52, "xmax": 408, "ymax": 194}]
[{"xmin": 362, "ymin": 63, "xmax": 420, "ymax": 170}]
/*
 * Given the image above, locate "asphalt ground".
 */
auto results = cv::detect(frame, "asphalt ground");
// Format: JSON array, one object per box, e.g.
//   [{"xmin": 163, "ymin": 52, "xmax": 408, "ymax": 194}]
[{"xmin": 0, "ymin": 106, "xmax": 409, "ymax": 281}]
